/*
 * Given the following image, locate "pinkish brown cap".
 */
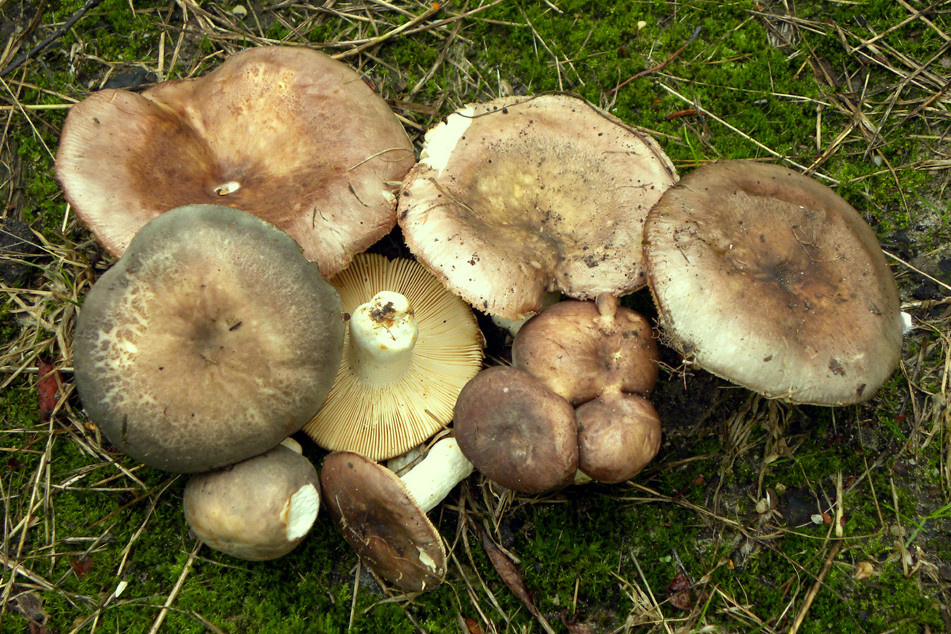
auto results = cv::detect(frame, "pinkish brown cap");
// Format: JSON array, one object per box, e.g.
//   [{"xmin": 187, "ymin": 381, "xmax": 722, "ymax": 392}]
[
  {"xmin": 512, "ymin": 294, "xmax": 658, "ymax": 406},
  {"xmin": 645, "ymin": 160, "xmax": 903, "ymax": 405},
  {"xmin": 321, "ymin": 451, "xmax": 446, "ymax": 592},
  {"xmin": 398, "ymin": 94, "xmax": 678, "ymax": 320},
  {"xmin": 56, "ymin": 46, "xmax": 415, "ymax": 277},
  {"xmin": 575, "ymin": 391, "xmax": 661, "ymax": 484},
  {"xmin": 453, "ymin": 366, "xmax": 578, "ymax": 494}
]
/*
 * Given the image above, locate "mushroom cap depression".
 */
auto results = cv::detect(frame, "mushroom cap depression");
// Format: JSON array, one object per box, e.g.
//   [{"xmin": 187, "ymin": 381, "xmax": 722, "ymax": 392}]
[
  {"xmin": 398, "ymin": 94, "xmax": 678, "ymax": 320},
  {"xmin": 644, "ymin": 160, "xmax": 903, "ymax": 405},
  {"xmin": 453, "ymin": 366, "xmax": 579, "ymax": 494},
  {"xmin": 73, "ymin": 204, "xmax": 345, "ymax": 472},
  {"xmin": 56, "ymin": 46, "xmax": 415, "ymax": 277},
  {"xmin": 183, "ymin": 444, "xmax": 322, "ymax": 561},
  {"xmin": 303, "ymin": 253, "xmax": 484, "ymax": 460},
  {"xmin": 321, "ymin": 451, "xmax": 446, "ymax": 592}
]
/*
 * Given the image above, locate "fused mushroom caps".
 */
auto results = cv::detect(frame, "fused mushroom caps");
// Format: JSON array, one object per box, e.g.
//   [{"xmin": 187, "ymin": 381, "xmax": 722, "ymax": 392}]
[
  {"xmin": 303, "ymin": 253, "xmax": 484, "ymax": 460},
  {"xmin": 183, "ymin": 445, "xmax": 321, "ymax": 561},
  {"xmin": 56, "ymin": 46, "xmax": 414, "ymax": 277},
  {"xmin": 73, "ymin": 204, "xmax": 345, "ymax": 472},
  {"xmin": 321, "ymin": 451, "xmax": 447, "ymax": 592},
  {"xmin": 645, "ymin": 160, "xmax": 903, "ymax": 405},
  {"xmin": 512, "ymin": 294, "xmax": 658, "ymax": 406},
  {"xmin": 454, "ymin": 366, "xmax": 578, "ymax": 494},
  {"xmin": 398, "ymin": 94, "xmax": 678, "ymax": 320},
  {"xmin": 575, "ymin": 393, "xmax": 661, "ymax": 484}
]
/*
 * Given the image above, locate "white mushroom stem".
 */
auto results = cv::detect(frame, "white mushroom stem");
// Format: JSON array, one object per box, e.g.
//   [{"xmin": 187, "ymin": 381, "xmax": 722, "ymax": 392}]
[
  {"xmin": 348, "ymin": 291, "xmax": 418, "ymax": 386},
  {"xmin": 398, "ymin": 437, "xmax": 473, "ymax": 513}
]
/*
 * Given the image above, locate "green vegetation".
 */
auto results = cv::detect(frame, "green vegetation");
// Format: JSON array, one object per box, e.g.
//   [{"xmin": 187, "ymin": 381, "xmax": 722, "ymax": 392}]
[{"xmin": 2, "ymin": 0, "xmax": 949, "ymax": 632}]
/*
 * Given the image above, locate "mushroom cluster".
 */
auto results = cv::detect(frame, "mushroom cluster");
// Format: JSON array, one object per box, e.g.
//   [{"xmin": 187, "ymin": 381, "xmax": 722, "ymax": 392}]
[{"xmin": 454, "ymin": 294, "xmax": 662, "ymax": 493}]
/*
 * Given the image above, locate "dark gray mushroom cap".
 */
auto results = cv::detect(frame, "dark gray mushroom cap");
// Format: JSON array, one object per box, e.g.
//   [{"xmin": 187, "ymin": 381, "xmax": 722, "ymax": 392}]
[
  {"xmin": 644, "ymin": 160, "xmax": 903, "ymax": 405},
  {"xmin": 321, "ymin": 451, "xmax": 446, "ymax": 592},
  {"xmin": 56, "ymin": 46, "xmax": 414, "ymax": 277},
  {"xmin": 73, "ymin": 204, "xmax": 345, "ymax": 472},
  {"xmin": 183, "ymin": 444, "xmax": 321, "ymax": 561},
  {"xmin": 453, "ymin": 366, "xmax": 578, "ymax": 494}
]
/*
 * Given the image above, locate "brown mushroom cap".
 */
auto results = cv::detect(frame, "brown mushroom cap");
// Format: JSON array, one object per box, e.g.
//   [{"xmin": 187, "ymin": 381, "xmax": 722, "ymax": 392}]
[
  {"xmin": 453, "ymin": 366, "xmax": 578, "ymax": 494},
  {"xmin": 512, "ymin": 294, "xmax": 658, "ymax": 406},
  {"xmin": 575, "ymin": 391, "xmax": 661, "ymax": 484},
  {"xmin": 303, "ymin": 253, "xmax": 484, "ymax": 460},
  {"xmin": 321, "ymin": 451, "xmax": 446, "ymax": 592},
  {"xmin": 183, "ymin": 445, "xmax": 321, "ymax": 561},
  {"xmin": 73, "ymin": 204, "xmax": 345, "ymax": 472},
  {"xmin": 56, "ymin": 46, "xmax": 414, "ymax": 277},
  {"xmin": 644, "ymin": 160, "xmax": 903, "ymax": 405},
  {"xmin": 398, "ymin": 94, "xmax": 678, "ymax": 320}
]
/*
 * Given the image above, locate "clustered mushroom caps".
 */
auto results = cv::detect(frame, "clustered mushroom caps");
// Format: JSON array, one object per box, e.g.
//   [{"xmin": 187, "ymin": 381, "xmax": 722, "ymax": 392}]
[
  {"xmin": 454, "ymin": 294, "xmax": 663, "ymax": 492},
  {"xmin": 303, "ymin": 253, "xmax": 484, "ymax": 460},
  {"xmin": 56, "ymin": 46, "xmax": 415, "ymax": 278},
  {"xmin": 644, "ymin": 160, "xmax": 904, "ymax": 406},
  {"xmin": 72, "ymin": 204, "xmax": 345, "ymax": 473},
  {"xmin": 397, "ymin": 93, "xmax": 679, "ymax": 321},
  {"xmin": 183, "ymin": 443, "xmax": 322, "ymax": 561}
]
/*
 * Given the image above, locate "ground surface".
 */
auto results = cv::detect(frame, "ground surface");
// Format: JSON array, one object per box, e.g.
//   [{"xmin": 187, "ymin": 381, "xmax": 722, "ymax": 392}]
[{"xmin": 1, "ymin": 1, "xmax": 950, "ymax": 632}]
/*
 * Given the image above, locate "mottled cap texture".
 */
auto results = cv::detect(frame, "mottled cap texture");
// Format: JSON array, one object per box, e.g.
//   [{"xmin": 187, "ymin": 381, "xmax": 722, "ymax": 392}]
[
  {"xmin": 398, "ymin": 94, "xmax": 678, "ymax": 319},
  {"xmin": 645, "ymin": 160, "xmax": 903, "ymax": 405},
  {"xmin": 73, "ymin": 204, "xmax": 345, "ymax": 472},
  {"xmin": 56, "ymin": 46, "xmax": 415, "ymax": 277}
]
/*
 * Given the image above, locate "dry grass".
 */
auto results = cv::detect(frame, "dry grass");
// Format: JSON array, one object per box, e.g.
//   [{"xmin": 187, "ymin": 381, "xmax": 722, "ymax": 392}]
[{"xmin": 1, "ymin": 1, "xmax": 950, "ymax": 632}]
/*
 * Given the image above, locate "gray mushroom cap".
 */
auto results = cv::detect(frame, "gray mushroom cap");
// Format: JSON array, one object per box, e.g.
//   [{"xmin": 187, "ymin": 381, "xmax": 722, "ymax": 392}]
[
  {"xmin": 73, "ymin": 204, "xmax": 345, "ymax": 472},
  {"xmin": 644, "ymin": 160, "xmax": 903, "ymax": 405}
]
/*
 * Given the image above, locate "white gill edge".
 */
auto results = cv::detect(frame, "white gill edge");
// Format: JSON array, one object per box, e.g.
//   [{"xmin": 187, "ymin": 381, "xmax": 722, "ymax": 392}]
[{"xmin": 419, "ymin": 106, "xmax": 475, "ymax": 175}]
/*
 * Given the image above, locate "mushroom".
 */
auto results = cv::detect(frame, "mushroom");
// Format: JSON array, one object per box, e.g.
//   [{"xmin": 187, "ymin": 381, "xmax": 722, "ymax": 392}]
[
  {"xmin": 321, "ymin": 436, "xmax": 473, "ymax": 592},
  {"xmin": 644, "ymin": 160, "xmax": 904, "ymax": 405},
  {"xmin": 183, "ymin": 444, "xmax": 321, "ymax": 561},
  {"xmin": 302, "ymin": 253, "xmax": 483, "ymax": 460},
  {"xmin": 56, "ymin": 46, "xmax": 415, "ymax": 277},
  {"xmin": 397, "ymin": 93, "xmax": 678, "ymax": 320},
  {"xmin": 72, "ymin": 204, "xmax": 345, "ymax": 473},
  {"xmin": 512, "ymin": 294, "xmax": 658, "ymax": 405},
  {"xmin": 512, "ymin": 294, "xmax": 662, "ymax": 483},
  {"xmin": 453, "ymin": 366, "xmax": 579, "ymax": 494}
]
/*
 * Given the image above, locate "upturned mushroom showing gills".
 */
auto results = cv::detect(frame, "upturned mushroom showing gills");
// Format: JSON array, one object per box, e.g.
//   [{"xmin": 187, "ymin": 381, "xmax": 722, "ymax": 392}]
[
  {"xmin": 303, "ymin": 253, "xmax": 483, "ymax": 461},
  {"xmin": 55, "ymin": 46, "xmax": 415, "ymax": 278},
  {"xmin": 183, "ymin": 444, "xmax": 321, "ymax": 561},
  {"xmin": 644, "ymin": 160, "xmax": 904, "ymax": 405},
  {"xmin": 72, "ymin": 204, "xmax": 345, "ymax": 473},
  {"xmin": 398, "ymin": 94, "xmax": 679, "ymax": 320}
]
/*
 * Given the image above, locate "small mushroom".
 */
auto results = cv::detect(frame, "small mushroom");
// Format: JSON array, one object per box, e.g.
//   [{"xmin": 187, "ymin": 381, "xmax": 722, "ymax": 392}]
[
  {"xmin": 72, "ymin": 204, "xmax": 345, "ymax": 472},
  {"xmin": 453, "ymin": 366, "xmax": 579, "ymax": 494},
  {"xmin": 183, "ymin": 444, "xmax": 321, "ymax": 561},
  {"xmin": 321, "ymin": 437, "xmax": 473, "ymax": 592},
  {"xmin": 574, "ymin": 392, "xmax": 661, "ymax": 484},
  {"xmin": 398, "ymin": 94, "xmax": 678, "ymax": 320},
  {"xmin": 303, "ymin": 253, "xmax": 483, "ymax": 460},
  {"xmin": 56, "ymin": 46, "xmax": 415, "ymax": 277},
  {"xmin": 644, "ymin": 160, "xmax": 904, "ymax": 405},
  {"xmin": 512, "ymin": 294, "xmax": 658, "ymax": 405}
]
